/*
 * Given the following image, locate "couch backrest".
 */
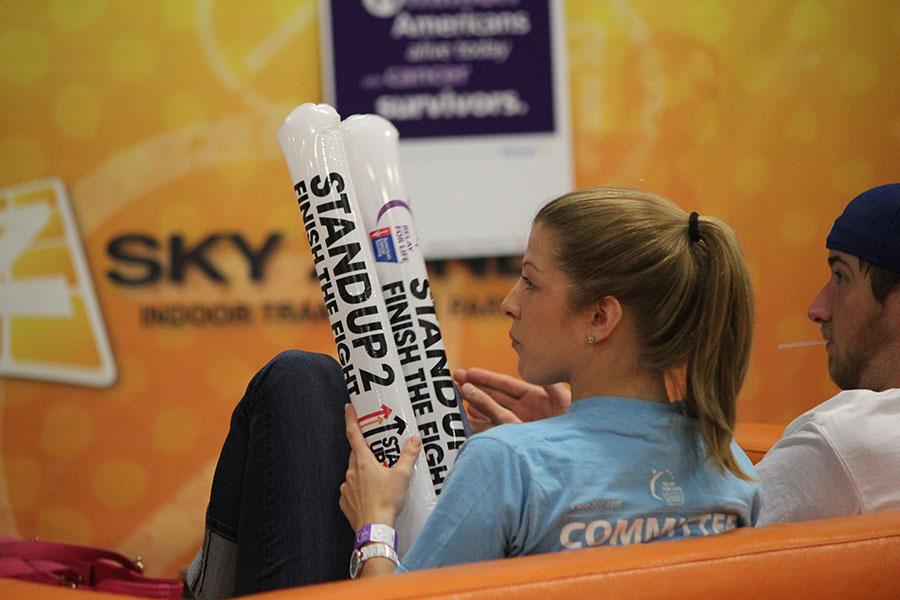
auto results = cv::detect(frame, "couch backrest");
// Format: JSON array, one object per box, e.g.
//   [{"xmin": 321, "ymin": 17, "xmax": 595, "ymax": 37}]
[
  {"xmin": 734, "ymin": 421, "xmax": 784, "ymax": 464},
  {"xmin": 268, "ymin": 510, "xmax": 900, "ymax": 599}
]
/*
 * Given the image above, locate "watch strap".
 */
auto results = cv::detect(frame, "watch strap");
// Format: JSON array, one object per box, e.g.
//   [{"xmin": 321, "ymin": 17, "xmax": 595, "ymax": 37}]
[{"xmin": 349, "ymin": 542, "xmax": 399, "ymax": 579}]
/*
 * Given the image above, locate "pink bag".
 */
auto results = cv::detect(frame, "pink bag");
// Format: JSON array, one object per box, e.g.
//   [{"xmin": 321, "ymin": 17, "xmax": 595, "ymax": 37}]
[{"xmin": 0, "ymin": 537, "xmax": 183, "ymax": 598}]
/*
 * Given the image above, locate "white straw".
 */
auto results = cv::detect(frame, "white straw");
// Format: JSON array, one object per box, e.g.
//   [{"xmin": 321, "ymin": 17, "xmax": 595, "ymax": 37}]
[{"xmin": 776, "ymin": 340, "xmax": 827, "ymax": 350}]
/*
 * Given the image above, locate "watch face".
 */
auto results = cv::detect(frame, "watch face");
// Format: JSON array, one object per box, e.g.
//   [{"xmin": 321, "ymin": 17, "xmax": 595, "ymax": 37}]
[{"xmin": 349, "ymin": 549, "xmax": 362, "ymax": 579}]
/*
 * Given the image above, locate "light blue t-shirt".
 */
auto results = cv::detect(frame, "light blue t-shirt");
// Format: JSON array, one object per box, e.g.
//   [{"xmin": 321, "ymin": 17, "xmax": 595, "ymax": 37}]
[{"xmin": 398, "ymin": 396, "xmax": 761, "ymax": 572}]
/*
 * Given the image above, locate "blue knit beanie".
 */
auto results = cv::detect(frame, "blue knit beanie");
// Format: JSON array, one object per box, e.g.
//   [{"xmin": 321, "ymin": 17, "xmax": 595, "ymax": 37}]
[{"xmin": 826, "ymin": 183, "xmax": 900, "ymax": 273}]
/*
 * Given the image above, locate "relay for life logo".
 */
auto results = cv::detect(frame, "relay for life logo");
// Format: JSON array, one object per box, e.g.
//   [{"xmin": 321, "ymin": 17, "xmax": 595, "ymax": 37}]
[
  {"xmin": 0, "ymin": 178, "xmax": 116, "ymax": 387},
  {"xmin": 362, "ymin": 0, "xmax": 406, "ymax": 18}
]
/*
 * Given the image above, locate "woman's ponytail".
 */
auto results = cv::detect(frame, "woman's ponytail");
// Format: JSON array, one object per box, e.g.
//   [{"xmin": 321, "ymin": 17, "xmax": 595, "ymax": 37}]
[
  {"xmin": 683, "ymin": 217, "xmax": 754, "ymax": 480},
  {"xmin": 535, "ymin": 188, "xmax": 755, "ymax": 480}
]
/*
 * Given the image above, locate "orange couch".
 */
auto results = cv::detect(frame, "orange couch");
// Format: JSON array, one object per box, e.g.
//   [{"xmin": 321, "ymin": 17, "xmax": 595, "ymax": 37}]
[
  {"xmin": 4, "ymin": 511, "xmax": 897, "ymax": 599},
  {"xmin": 733, "ymin": 421, "xmax": 784, "ymax": 464},
  {"xmin": 264, "ymin": 511, "xmax": 900, "ymax": 599},
  {"xmin": 4, "ymin": 423, "xmax": 898, "ymax": 599}
]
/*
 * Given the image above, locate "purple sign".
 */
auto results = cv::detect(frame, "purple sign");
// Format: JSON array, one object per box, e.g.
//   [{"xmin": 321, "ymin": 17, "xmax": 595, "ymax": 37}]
[{"xmin": 325, "ymin": 0, "xmax": 556, "ymax": 139}]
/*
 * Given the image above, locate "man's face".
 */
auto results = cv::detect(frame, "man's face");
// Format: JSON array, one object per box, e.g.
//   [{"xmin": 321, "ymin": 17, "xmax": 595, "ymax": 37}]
[{"xmin": 807, "ymin": 250, "xmax": 891, "ymax": 390}]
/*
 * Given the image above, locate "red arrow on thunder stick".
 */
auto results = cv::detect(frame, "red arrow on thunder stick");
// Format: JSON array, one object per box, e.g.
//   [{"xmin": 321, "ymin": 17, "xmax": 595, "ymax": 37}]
[{"xmin": 357, "ymin": 404, "xmax": 393, "ymax": 428}]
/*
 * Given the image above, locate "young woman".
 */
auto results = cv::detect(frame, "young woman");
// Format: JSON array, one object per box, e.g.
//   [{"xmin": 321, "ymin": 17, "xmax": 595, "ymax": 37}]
[{"xmin": 188, "ymin": 187, "xmax": 760, "ymax": 595}]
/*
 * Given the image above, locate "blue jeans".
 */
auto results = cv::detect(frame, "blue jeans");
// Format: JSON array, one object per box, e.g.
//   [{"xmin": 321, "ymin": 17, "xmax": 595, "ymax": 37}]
[{"xmin": 188, "ymin": 351, "xmax": 354, "ymax": 598}]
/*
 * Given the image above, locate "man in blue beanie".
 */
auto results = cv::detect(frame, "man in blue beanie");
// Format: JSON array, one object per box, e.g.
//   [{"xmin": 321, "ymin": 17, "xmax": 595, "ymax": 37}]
[
  {"xmin": 457, "ymin": 183, "xmax": 900, "ymax": 525},
  {"xmin": 755, "ymin": 182, "xmax": 900, "ymax": 523}
]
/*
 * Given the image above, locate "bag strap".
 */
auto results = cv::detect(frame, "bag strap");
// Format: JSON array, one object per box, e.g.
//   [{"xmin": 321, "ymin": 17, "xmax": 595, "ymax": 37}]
[
  {"xmin": 0, "ymin": 556, "xmax": 82, "ymax": 584},
  {"xmin": 92, "ymin": 562, "xmax": 184, "ymax": 598},
  {"xmin": 0, "ymin": 538, "xmax": 183, "ymax": 598},
  {"xmin": 0, "ymin": 538, "xmax": 139, "ymax": 573}
]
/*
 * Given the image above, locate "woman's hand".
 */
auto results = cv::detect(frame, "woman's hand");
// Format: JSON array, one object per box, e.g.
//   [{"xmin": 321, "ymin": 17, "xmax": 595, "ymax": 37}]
[
  {"xmin": 454, "ymin": 368, "xmax": 571, "ymax": 433},
  {"xmin": 339, "ymin": 404, "xmax": 421, "ymax": 532}
]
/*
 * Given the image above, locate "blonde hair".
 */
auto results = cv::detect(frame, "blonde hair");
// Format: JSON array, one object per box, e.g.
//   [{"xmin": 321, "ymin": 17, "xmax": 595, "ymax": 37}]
[{"xmin": 534, "ymin": 187, "xmax": 754, "ymax": 480}]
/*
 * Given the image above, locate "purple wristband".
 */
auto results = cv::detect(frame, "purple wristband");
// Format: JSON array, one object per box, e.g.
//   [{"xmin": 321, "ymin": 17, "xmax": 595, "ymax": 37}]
[{"xmin": 354, "ymin": 523, "xmax": 398, "ymax": 550}]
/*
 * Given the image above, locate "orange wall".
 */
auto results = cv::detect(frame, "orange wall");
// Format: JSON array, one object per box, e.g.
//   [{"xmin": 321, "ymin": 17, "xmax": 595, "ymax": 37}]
[{"xmin": 1, "ymin": 0, "xmax": 898, "ymax": 576}]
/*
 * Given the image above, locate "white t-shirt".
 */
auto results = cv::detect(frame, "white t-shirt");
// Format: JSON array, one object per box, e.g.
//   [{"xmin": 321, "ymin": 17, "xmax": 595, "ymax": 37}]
[{"xmin": 756, "ymin": 388, "xmax": 900, "ymax": 525}]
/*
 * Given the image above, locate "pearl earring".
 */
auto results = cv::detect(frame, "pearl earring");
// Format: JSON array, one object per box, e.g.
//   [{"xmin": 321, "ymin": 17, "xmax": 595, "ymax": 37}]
[{"xmin": 587, "ymin": 335, "xmax": 596, "ymax": 344}]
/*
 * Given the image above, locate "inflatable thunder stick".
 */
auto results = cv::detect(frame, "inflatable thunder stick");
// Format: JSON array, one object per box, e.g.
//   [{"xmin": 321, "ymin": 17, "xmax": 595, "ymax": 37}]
[
  {"xmin": 277, "ymin": 103, "xmax": 436, "ymax": 555},
  {"xmin": 339, "ymin": 115, "xmax": 467, "ymax": 495}
]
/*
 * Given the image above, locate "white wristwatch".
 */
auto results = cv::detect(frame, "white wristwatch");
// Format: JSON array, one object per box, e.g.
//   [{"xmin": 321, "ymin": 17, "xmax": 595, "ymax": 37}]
[{"xmin": 349, "ymin": 542, "xmax": 400, "ymax": 579}]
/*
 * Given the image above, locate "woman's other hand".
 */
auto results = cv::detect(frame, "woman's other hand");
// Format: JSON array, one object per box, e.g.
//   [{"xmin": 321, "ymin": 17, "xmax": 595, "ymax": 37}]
[
  {"xmin": 339, "ymin": 404, "xmax": 421, "ymax": 531},
  {"xmin": 453, "ymin": 368, "xmax": 571, "ymax": 433}
]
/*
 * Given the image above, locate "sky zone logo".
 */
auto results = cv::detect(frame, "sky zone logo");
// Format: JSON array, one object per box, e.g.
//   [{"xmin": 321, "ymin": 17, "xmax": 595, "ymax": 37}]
[{"xmin": 0, "ymin": 178, "xmax": 116, "ymax": 387}]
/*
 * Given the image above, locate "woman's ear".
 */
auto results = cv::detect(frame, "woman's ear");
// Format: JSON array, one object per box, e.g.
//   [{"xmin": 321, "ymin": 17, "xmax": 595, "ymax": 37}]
[{"xmin": 586, "ymin": 296, "xmax": 623, "ymax": 344}]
